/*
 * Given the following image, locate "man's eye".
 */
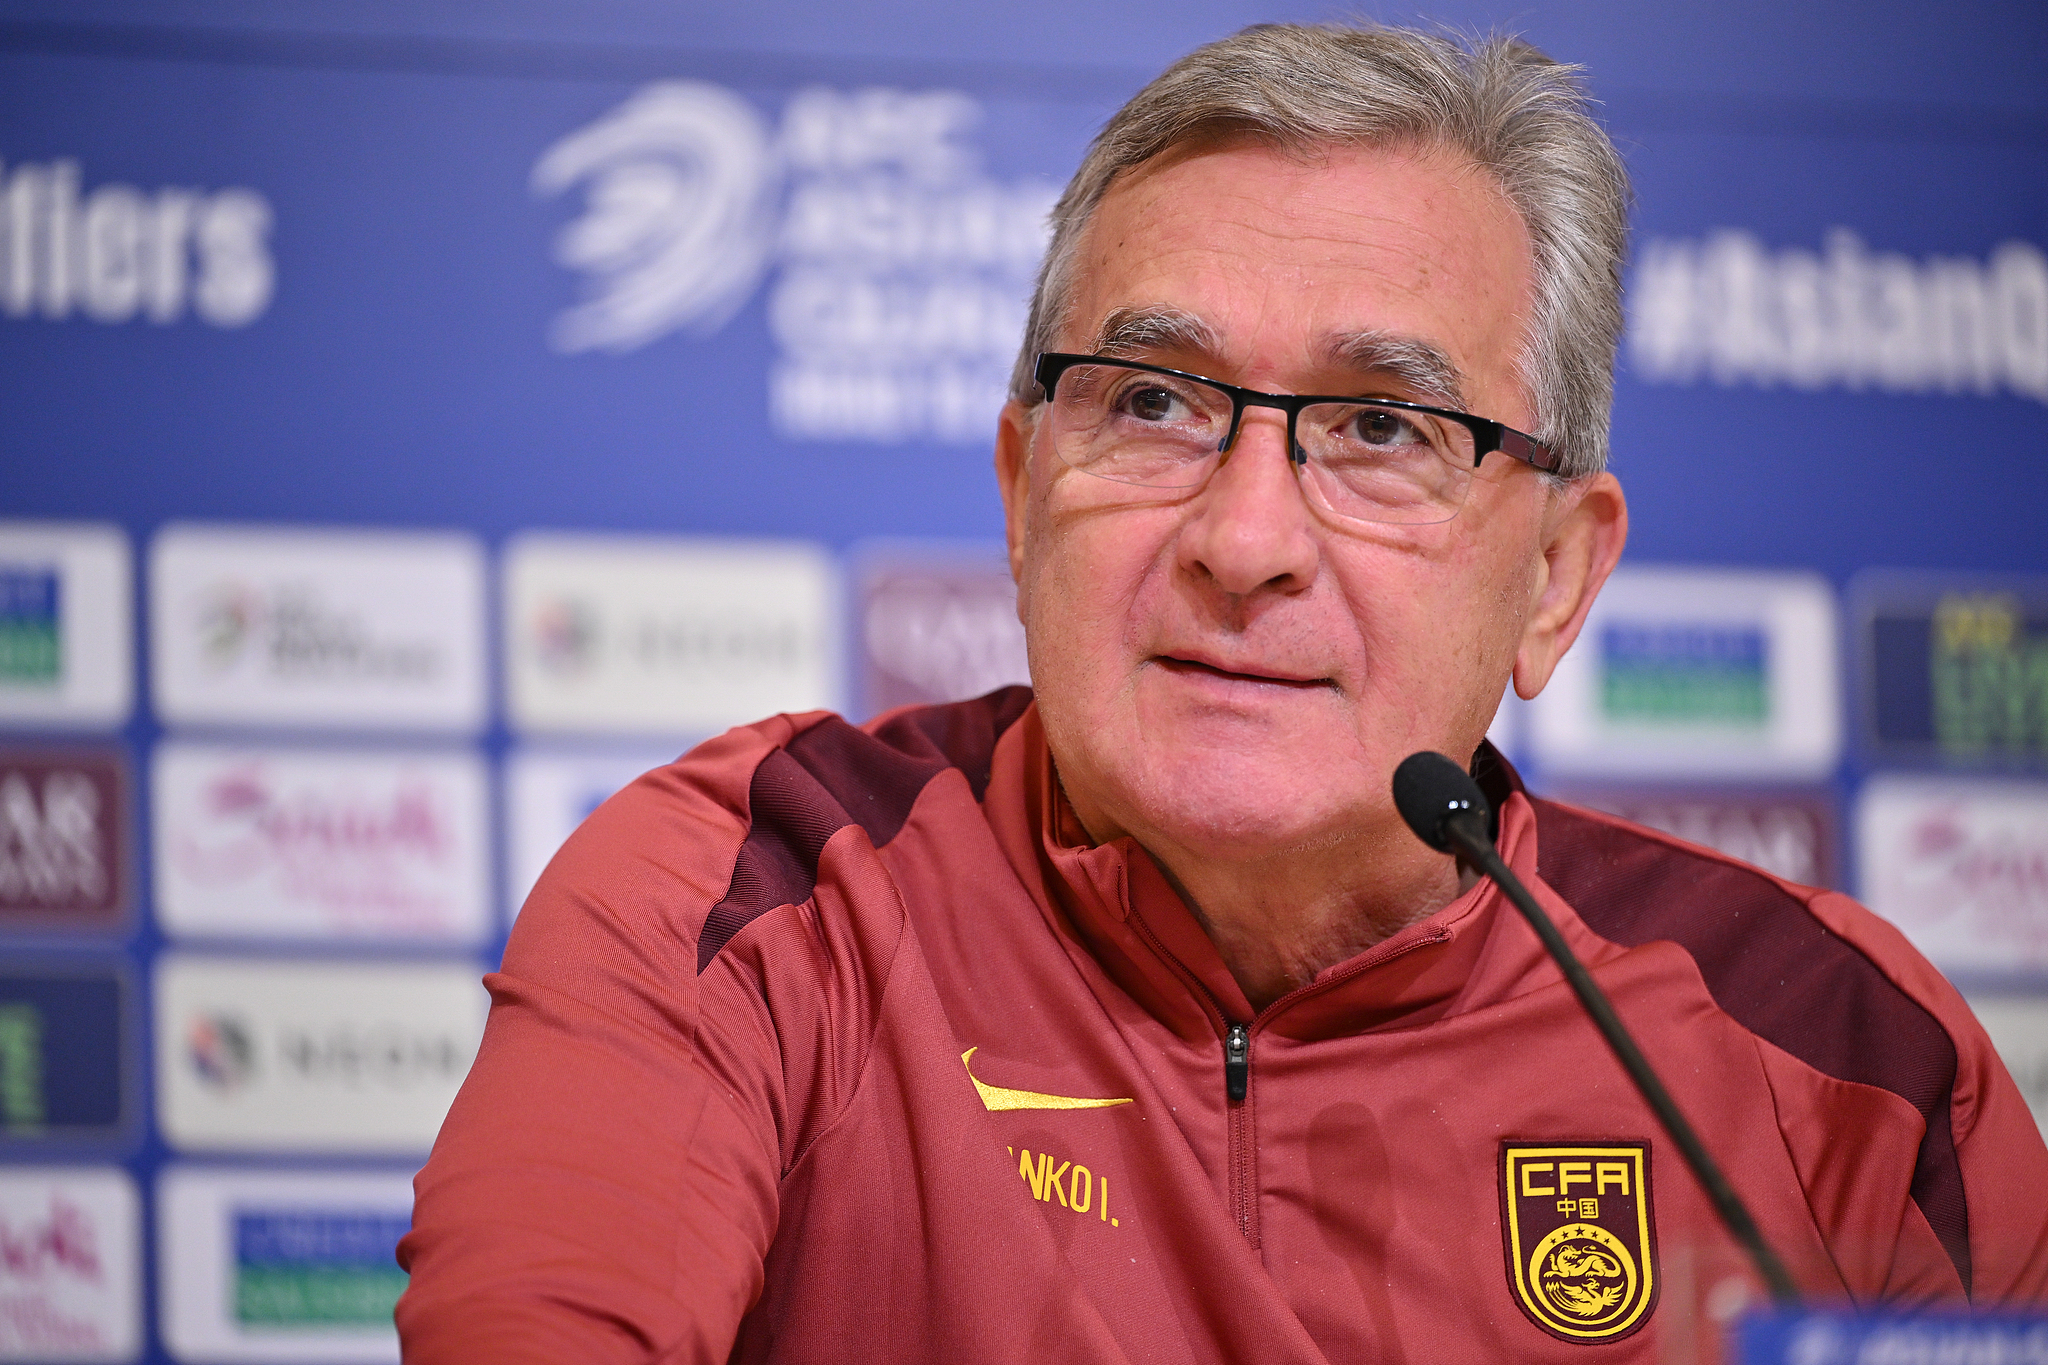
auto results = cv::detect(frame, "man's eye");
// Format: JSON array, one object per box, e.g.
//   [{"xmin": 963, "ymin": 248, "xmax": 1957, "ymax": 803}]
[
  {"xmin": 1121, "ymin": 386, "xmax": 1182, "ymax": 422},
  {"xmin": 1352, "ymin": 408, "xmax": 1428, "ymax": 447}
]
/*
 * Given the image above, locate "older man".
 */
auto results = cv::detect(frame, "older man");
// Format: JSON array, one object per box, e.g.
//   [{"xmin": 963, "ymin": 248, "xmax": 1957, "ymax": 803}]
[{"xmin": 398, "ymin": 23, "xmax": 2048, "ymax": 1363}]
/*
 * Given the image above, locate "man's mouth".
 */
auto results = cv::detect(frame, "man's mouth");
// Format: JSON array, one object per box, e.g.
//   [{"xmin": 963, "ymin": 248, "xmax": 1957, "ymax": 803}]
[{"xmin": 1153, "ymin": 655, "xmax": 1334, "ymax": 690}]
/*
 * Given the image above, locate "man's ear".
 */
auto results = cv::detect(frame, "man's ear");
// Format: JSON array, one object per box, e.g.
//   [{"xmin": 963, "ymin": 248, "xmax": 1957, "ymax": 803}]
[
  {"xmin": 1512, "ymin": 471, "xmax": 1628, "ymax": 700},
  {"xmin": 994, "ymin": 401, "xmax": 1035, "ymax": 594}
]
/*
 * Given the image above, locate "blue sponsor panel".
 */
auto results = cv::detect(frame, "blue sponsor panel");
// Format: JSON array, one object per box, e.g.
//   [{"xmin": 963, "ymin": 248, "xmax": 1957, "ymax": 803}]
[
  {"xmin": 0, "ymin": 963, "xmax": 130, "ymax": 1144},
  {"xmin": 1851, "ymin": 571, "xmax": 2048, "ymax": 771},
  {"xmin": 1738, "ymin": 1308, "xmax": 2048, "ymax": 1365}
]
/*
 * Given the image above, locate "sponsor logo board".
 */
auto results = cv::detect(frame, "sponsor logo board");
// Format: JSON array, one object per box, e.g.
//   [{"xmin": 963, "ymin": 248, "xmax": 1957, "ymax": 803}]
[
  {"xmin": 1530, "ymin": 567, "xmax": 1841, "ymax": 779},
  {"xmin": 854, "ymin": 541, "xmax": 1027, "ymax": 715},
  {"xmin": 504, "ymin": 745, "xmax": 676, "ymax": 920},
  {"xmin": 505, "ymin": 533, "xmax": 838, "ymax": 735},
  {"xmin": 150, "ymin": 525, "xmax": 486, "ymax": 733},
  {"xmin": 158, "ymin": 1166, "xmax": 410, "ymax": 1363},
  {"xmin": 155, "ymin": 956, "xmax": 484, "ymax": 1154},
  {"xmin": 0, "ymin": 967, "xmax": 129, "ymax": 1145},
  {"xmin": 1545, "ymin": 787, "xmax": 1836, "ymax": 888},
  {"xmin": 1962, "ymin": 994, "xmax": 2048, "ymax": 1141},
  {"xmin": 1854, "ymin": 573, "xmax": 2048, "ymax": 769},
  {"xmin": 534, "ymin": 82, "xmax": 1054, "ymax": 446},
  {"xmin": 0, "ymin": 751, "xmax": 127, "ymax": 930},
  {"xmin": 154, "ymin": 743, "xmax": 490, "ymax": 944},
  {"xmin": 1857, "ymin": 776, "xmax": 2048, "ymax": 974},
  {"xmin": 0, "ymin": 523, "xmax": 132, "ymax": 729},
  {"xmin": 0, "ymin": 1166, "xmax": 141, "ymax": 1362}
]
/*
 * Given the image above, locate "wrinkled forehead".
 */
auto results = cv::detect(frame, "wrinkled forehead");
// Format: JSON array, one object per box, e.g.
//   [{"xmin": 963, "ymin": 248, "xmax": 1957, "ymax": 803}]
[{"xmin": 1059, "ymin": 137, "xmax": 1536, "ymax": 412}]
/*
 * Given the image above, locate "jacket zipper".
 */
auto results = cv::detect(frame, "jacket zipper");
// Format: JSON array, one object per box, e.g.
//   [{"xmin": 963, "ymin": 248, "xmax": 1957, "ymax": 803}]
[
  {"xmin": 1223, "ymin": 1021, "xmax": 1257, "ymax": 1245},
  {"xmin": 1126, "ymin": 909, "xmax": 1456, "ymax": 1252},
  {"xmin": 1121, "ymin": 910, "xmax": 1264, "ymax": 1246},
  {"xmin": 1224, "ymin": 1022, "xmax": 1250, "ymax": 1102}
]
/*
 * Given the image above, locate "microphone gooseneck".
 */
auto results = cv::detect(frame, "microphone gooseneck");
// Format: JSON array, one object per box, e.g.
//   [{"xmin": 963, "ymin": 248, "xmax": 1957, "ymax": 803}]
[{"xmin": 1392, "ymin": 751, "xmax": 1801, "ymax": 1307}]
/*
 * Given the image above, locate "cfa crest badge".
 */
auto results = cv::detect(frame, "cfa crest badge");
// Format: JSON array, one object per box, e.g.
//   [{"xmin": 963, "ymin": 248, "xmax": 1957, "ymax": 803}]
[{"xmin": 1500, "ymin": 1141, "xmax": 1659, "ymax": 1344}]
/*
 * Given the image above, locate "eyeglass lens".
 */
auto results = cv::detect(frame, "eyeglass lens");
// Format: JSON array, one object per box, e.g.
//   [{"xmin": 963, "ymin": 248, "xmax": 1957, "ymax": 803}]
[{"xmin": 1047, "ymin": 362, "xmax": 1477, "ymax": 527}]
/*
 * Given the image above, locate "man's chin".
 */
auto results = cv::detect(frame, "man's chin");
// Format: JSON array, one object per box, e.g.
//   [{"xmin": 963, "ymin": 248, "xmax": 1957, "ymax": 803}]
[{"xmin": 1114, "ymin": 760, "xmax": 1389, "ymax": 860}]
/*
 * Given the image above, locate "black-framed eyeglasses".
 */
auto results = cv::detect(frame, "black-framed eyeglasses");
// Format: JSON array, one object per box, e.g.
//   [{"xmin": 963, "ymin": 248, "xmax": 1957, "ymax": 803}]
[{"xmin": 1032, "ymin": 352, "xmax": 1562, "ymax": 528}]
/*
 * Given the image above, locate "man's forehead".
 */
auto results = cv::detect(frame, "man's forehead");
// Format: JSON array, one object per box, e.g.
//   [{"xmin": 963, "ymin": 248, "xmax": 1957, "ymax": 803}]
[
  {"xmin": 1057, "ymin": 138, "xmax": 1533, "ymax": 413},
  {"xmin": 1086, "ymin": 302, "xmax": 1470, "ymax": 409}
]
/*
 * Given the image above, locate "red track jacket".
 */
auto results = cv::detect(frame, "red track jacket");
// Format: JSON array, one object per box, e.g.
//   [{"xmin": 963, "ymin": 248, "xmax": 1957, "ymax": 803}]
[{"xmin": 397, "ymin": 691, "xmax": 2048, "ymax": 1362}]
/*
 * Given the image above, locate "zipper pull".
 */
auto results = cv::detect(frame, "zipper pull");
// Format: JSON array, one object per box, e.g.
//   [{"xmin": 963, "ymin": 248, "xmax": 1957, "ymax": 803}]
[{"xmin": 1224, "ymin": 1023, "xmax": 1250, "ymax": 1103}]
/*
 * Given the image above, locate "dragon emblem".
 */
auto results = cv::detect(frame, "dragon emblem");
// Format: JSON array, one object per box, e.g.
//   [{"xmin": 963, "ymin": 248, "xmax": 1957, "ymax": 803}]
[
  {"xmin": 1541, "ymin": 1244, "xmax": 1626, "ymax": 1317},
  {"xmin": 1501, "ymin": 1144, "xmax": 1657, "ymax": 1342}
]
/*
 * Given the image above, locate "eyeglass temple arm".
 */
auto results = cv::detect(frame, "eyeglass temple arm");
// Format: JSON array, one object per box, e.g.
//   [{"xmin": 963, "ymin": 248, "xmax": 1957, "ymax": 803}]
[{"xmin": 1484, "ymin": 422, "xmax": 1564, "ymax": 474}]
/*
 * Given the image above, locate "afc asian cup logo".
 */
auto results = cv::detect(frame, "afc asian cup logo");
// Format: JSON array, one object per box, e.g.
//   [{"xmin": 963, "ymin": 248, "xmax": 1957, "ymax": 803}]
[
  {"xmin": 1500, "ymin": 1142, "xmax": 1659, "ymax": 1343},
  {"xmin": 530, "ymin": 81, "xmax": 780, "ymax": 355}
]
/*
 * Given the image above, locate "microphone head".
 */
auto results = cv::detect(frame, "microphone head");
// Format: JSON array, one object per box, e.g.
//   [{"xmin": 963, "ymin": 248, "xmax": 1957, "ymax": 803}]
[{"xmin": 1392, "ymin": 751, "xmax": 1491, "ymax": 853}]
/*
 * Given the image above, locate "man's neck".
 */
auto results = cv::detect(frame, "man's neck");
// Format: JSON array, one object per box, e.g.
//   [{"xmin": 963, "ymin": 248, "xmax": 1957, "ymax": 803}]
[{"xmin": 1139, "ymin": 825, "xmax": 1470, "ymax": 1014}]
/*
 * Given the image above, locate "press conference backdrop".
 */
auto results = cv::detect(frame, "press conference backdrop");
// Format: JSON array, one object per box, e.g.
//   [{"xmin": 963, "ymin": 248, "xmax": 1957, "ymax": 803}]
[{"xmin": 0, "ymin": 0, "xmax": 2043, "ymax": 1359}]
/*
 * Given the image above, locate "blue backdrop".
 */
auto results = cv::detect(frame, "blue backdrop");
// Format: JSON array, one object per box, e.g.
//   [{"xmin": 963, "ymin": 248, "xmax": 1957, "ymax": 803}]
[{"xmin": 0, "ymin": 2, "xmax": 2043, "ymax": 1361}]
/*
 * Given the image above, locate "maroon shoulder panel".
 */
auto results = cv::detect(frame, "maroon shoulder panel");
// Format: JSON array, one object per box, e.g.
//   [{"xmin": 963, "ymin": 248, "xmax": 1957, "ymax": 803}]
[
  {"xmin": 1530, "ymin": 797, "xmax": 1970, "ymax": 1294},
  {"xmin": 697, "ymin": 688, "xmax": 1035, "ymax": 973}
]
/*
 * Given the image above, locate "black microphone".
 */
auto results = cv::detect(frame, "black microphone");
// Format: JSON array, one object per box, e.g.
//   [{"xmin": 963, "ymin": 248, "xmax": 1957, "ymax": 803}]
[{"xmin": 1392, "ymin": 751, "xmax": 1800, "ymax": 1306}]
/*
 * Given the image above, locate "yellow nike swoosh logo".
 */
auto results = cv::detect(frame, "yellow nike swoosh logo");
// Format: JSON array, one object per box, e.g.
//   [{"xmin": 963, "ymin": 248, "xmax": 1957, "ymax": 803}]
[{"xmin": 961, "ymin": 1048, "xmax": 1135, "ymax": 1112}]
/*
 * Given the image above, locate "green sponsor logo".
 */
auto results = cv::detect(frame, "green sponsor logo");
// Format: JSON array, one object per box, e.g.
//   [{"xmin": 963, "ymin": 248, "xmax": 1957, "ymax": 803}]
[
  {"xmin": 234, "ymin": 1209, "xmax": 410, "ymax": 1329},
  {"xmin": 1933, "ymin": 594, "xmax": 2048, "ymax": 758},
  {"xmin": 1601, "ymin": 622, "xmax": 1769, "ymax": 727},
  {"xmin": 0, "ymin": 1003, "xmax": 45, "ymax": 1130},
  {"xmin": 235, "ymin": 1265, "xmax": 409, "ymax": 1327},
  {"xmin": 0, "ymin": 566, "xmax": 60, "ymax": 685}
]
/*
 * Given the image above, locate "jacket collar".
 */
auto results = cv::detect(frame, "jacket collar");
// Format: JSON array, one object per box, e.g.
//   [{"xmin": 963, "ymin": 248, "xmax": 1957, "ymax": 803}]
[{"xmin": 983, "ymin": 702, "xmax": 1569, "ymax": 1045}]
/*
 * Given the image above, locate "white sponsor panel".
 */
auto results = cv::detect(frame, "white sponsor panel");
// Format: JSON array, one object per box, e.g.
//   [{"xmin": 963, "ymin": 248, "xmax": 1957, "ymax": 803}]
[
  {"xmin": 0, "ymin": 1167, "xmax": 139, "ymax": 1362},
  {"xmin": 1857, "ymin": 776, "xmax": 2048, "ymax": 973},
  {"xmin": 150, "ymin": 525, "xmax": 487, "ymax": 732},
  {"xmin": 1963, "ymin": 995, "xmax": 2048, "ymax": 1140},
  {"xmin": 1629, "ymin": 229, "xmax": 2048, "ymax": 403},
  {"xmin": 154, "ymin": 743, "xmax": 491, "ymax": 944},
  {"xmin": 155, "ymin": 956, "xmax": 485, "ymax": 1154},
  {"xmin": 504, "ymin": 533, "xmax": 838, "ymax": 736},
  {"xmin": 0, "ymin": 522, "xmax": 131, "ymax": 728},
  {"xmin": 535, "ymin": 83, "xmax": 1054, "ymax": 445},
  {"xmin": 1529, "ymin": 567, "xmax": 1841, "ymax": 779},
  {"xmin": 504, "ymin": 745, "xmax": 677, "ymax": 920},
  {"xmin": 158, "ymin": 1166, "xmax": 411, "ymax": 1364}
]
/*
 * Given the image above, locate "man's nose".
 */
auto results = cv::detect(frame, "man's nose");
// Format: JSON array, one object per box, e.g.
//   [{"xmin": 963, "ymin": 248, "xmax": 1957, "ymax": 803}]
[{"xmin": 1176, "ymin": 410, "xmax": 1320, "ymax": 598}]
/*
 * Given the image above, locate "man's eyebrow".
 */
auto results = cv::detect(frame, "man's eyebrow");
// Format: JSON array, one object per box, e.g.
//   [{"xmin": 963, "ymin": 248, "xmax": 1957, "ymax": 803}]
[
  {"xmin": 1089, "ymin": 305, "xmax": 1222, "ymax": 361},
  {"xmin": 1083, "ymin": 311, "xmax": 1472, "ymax": 410},
  {"xmin": 1325, "ymin": 330, "xmax": 1468, "ymax": 410}
]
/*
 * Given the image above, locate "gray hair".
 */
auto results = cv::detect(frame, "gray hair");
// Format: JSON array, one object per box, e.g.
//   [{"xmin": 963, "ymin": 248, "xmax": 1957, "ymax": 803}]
[{"xmin": 1009, "ymin": 23, "xmax": 1631, "ymax": 480}]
